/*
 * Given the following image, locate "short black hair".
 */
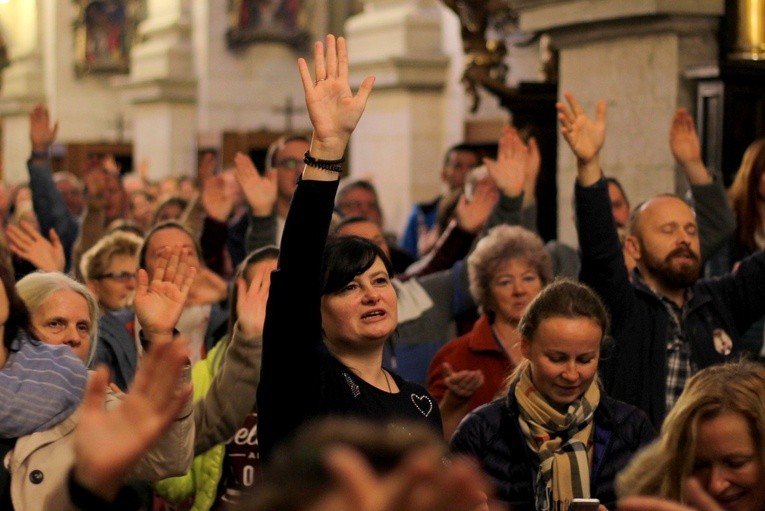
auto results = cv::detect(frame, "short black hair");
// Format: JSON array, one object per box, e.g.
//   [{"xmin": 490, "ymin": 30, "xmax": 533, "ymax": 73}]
[
  {"xmin": 321, "ymin": 235, "xmax": 393, "ymax": 296},
  {"xmin": 443, "ymin": 142, "xmax": 481, "ymax": 167}
]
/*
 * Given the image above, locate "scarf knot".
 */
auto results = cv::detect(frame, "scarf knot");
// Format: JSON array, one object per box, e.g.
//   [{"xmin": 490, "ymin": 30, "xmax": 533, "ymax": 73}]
[{"xmin": 515, "ymin": 366, "xmax": 600, "ymax": 511}]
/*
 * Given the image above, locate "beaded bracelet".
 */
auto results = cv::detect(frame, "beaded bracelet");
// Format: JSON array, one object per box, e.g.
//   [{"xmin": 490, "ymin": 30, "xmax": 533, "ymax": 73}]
[
  {"xmin": 30, "ymin": 149, "xmax": 50, "ymax": 160},
  {"xmin": 303, "ymin": 151, "xmax": 344, "ymax": 173}
]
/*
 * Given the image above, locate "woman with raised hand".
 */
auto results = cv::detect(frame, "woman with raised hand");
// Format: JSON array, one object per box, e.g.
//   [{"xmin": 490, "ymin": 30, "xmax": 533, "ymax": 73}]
[
  {"xmin": 8, "ymin": 246, "xmax": 196, "ymax": 510},
  {"xmin": 256, "ymin": 34, "xmax": 444, "ymax": 464},
  {"xmin": 450, "ymin": 279, "xmax": 656, "ymax": 511}
]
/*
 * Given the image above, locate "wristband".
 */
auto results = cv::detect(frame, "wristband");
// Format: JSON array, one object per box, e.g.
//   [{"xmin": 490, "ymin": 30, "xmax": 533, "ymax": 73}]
[
  {"xmin": 30, "ymin": 149, "xmax": 49, "ymax": 160},
  {"xmin": 303, "ymin": 151, "xmax": 344, "ymax": 173}
]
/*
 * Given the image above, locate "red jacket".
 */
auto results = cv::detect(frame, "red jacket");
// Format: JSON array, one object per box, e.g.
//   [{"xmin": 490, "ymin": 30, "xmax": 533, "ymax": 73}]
[{"xmin": 427, "ymin": 314, "xmax": 515, "ymax": 410}]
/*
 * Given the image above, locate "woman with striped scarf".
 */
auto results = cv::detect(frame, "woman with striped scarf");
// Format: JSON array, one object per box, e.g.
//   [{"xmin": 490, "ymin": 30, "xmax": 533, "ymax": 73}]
[{"xmin": 451, "ymin": 279, "xmax": 656, "ymax": 511}]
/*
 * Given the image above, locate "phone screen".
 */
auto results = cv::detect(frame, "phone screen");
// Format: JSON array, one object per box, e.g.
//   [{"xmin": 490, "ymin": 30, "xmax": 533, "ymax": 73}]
[{"xmin": 568, "ymin": 498, "xmax": 600, "ymax": 511}]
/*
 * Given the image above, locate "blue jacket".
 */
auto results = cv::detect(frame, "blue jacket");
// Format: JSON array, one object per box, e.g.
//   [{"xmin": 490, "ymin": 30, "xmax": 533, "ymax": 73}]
[
  {"xmin": 451, "ymin": 387, "xmax": 656, "ymax": 510},
  {"xmin": 95, "ymin": 312, "xmax": 138, "ymax": 391}
]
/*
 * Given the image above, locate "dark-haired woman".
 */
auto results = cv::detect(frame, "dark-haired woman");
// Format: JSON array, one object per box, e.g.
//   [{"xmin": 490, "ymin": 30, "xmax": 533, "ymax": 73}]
[{"xmin": 256, "ymin": 35, "xmax": 443, "ymax": 464}]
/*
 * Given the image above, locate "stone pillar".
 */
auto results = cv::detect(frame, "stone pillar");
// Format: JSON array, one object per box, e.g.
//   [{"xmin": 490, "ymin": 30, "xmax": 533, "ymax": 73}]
[
  {"xmin": 124, "ymin": 0, "xmax": 197, "ymax": 180},
  {"xmin": 515, "ymin": 0, "xmax": 724, "ymax": 247},
  {"xmin": 0, "ymin": 52, "xmax": 45, "ymax": 183},
  {"xmin": 345, "ymin": 0, "xmax": 450, "ymax": 235}
]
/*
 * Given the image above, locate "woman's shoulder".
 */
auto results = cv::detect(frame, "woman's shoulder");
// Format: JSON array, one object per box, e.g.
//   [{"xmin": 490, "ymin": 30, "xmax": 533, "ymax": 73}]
[
  {"xmin": 450, "ymin": 398, "xmax": 516, "ymax": 450},
  {"xmin": 597, "ymin": 395, "xmax": 656, "ymax": 438}
]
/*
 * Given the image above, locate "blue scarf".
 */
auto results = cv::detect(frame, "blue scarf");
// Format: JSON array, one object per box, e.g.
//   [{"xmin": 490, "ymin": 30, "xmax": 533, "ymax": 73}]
[{"xmin": 0, "ymin": 331, "xmax": 88, "ymax": 438}]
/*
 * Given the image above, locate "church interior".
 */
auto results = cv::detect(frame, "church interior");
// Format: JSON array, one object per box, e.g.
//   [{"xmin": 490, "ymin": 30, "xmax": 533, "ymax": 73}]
[{"xmin": 0, "ymin": 0, "xmax": 762, "ymax": 246}]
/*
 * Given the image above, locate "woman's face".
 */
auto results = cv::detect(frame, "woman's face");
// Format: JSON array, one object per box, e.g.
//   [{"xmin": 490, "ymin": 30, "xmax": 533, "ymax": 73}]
[
  {"xmin": 488, "ymin": 258, "xmax": 543, "ymax": 325},
  {"xmin": 320, "ymin": 257, "xmax": 397, "ymax": 348},
  {"xmin": 692, "ymin": 411, "xmax": 765, "ymax": 511},
  {"xmin": 88, "ymin": 253, "xmax": 138, "ymax": 311},
  {"xmin": 521, "ymin": 316, "xmax": 601, "ymax": 410},
  {"xmin": 144, "ymin": 227, "xmax": 199, "ymax": 280},
  {"xmin": 31, "ymin": 289, "xmax": 92, "ymax": 362}
]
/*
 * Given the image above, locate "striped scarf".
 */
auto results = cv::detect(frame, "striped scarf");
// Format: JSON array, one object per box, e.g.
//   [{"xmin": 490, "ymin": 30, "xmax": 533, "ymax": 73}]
[
  {"xmin": 515, "ymin": 366, "xmax": 600, "ymax": 511},
  {"xmin": 0, "ymin": 332, "xmax": 88, "ymax": 438}
]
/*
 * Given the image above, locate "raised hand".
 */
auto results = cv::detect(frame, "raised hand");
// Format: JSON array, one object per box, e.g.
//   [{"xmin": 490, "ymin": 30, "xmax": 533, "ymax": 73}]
[
  {"xmin": 669, "ymin": 108, "xmax": 710, "ymax": 184},
  {"xmin": 29, "ymin": 104, "xmax": 58, "ymax": 152},
  {"xmin": 73, "ymin": 341, "xmax": 192, "ymax": 501},
  {"xmin": 454, "ymin": 178, "xmax": 498, "ymax": 234},
  {"xmin": 198, "ymin": 152, "xmax": 217, "ymax": 183},
  {"xmin": 101, "ymin": 154, "xmax": 121, "ymax": 175},
  {"xmin": 417, "ymin": 223, "xmax": 440, "ymax": 258},
  {"xmin": 6, "ymin": 221, "xmax": 65, "ymax": 272},
  {"xmin": 484, "ymin": 125, "xmax": 529, "ymax": 199},
  {"xmin": 134, "ymin": 245, "xmax": 196, "ymax": 341},
  {"xmin": 557, "ymin": 92, "xmax": 606, "ymax": 185},
  {"xmin": 234, "ymin": 152, "xmax": 277, "ymax": 216},
  {"xmin": 186, "ymin": 266, "xmax": 228, "ymax": 306},
  {"xmin": 235, "ymin": 258, "xmax": 276, "ymax": 338},
  {"xmin": 83, "ymin": 169, "xmax": 108, "ymax": 210},
  {"xmin": 201, "ymin": 173, "xmax": 234, "ymax": 222},
  {"xmin": 298, "ymin": 34, "xmax": 375, "ymax": 161}
]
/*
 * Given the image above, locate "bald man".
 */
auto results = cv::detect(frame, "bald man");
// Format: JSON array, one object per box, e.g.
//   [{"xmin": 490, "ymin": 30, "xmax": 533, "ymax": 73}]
[{"xmin": 559, "ymin": 92, "xmax": 765, "ymax": 428}]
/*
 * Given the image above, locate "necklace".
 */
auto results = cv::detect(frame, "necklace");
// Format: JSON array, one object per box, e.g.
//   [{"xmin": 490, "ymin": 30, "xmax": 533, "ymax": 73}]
[{"xmin": 382, "ymin": 369, "xmax": 392, "ymax": 393}]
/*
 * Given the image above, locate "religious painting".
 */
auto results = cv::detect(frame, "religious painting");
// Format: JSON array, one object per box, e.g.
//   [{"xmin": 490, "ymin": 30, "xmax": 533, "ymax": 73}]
[
  {"xmin": 226, "ymin": 0, "xmax": 310, "ymax": 50},
  {"xmin": 73, "ymin": 0, "xmax": 145, "ymax": 76}
]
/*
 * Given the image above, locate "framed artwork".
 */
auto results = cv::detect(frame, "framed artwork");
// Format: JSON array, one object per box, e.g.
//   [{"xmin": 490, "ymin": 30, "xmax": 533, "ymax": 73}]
[
  {"xmin": 226, "ymin": 0, "xmax": 311, "ymax": 50},
  {"xmin": 72, "ymin": 0, "xmax": 145, "ymax": 76}
]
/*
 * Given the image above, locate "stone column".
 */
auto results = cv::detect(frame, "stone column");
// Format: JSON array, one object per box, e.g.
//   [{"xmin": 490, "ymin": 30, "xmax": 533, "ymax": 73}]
[
  {"xmin": 0, "ymin": 53, "xmax": 45, "ymax": 183},
  {"xmin": 345, "ymin": 0, "xmax": 450, "ymax": 235},
  {"xmin": 515, "ymin": 0, "xmax": 724, "ymax": 247},
  {"xmin": 124, "ymin": 0, "xmax": 197, "ymax": 180}
]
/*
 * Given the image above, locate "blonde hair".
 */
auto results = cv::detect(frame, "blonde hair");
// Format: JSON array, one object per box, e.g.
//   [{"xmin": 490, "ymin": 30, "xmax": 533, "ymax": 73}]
[
  {"xmin": 616, "ymin": 360, "xmax": 765, "ymax": 502},
  {"xmin": 80, "ymin": 230, "xmax": 143, "ymax": 282}
]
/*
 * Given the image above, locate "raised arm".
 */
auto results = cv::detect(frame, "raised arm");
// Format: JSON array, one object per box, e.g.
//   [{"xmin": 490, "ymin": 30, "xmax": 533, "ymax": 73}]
[
  {"xmin": 27, "ymin": 104, "xmax": 79, "ymax": 270},
  {"xmin": 72, "ymin": 340, "xmax": 192, "ymax": 505},
  {"xmin": 557, "ymin": 93, "xmax": 634, "ymax": 331},
  {"xmin": 556, "ymin": 92, "xmax": 607, "ymax": 186},
  {"xmin": 483, "ymin": 125, "xmax": 534, "ymax": 232},
  {"xmin": 6, "ymin": 220, "xmax": 65, "ymax": 273},
  {"xmin": 298, "ymin": 35, "xmax": 375, "ymax": 182},
  {"xmin": 236, "ymin": 151, "xmax": 280, "ymax": 252},
  {"xmin": 192, "ymin": 260, "xmax": 272, "ymax": 454},
  {"xmin": 669, "ymin": 107, "xmax": 736, "ymax": 261},
  {"xmin": 257, "ymin": 34, "xmax": 375, "ymax": 462}
]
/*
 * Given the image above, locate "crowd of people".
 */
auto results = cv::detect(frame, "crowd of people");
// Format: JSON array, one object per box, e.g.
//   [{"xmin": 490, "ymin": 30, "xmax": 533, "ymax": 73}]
[{"xmin": 0, "ymin": 33, "xmax": 763, "ymax": 511}]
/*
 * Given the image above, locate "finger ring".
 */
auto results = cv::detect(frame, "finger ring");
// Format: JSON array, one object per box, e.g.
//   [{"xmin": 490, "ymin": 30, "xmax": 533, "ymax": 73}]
[{"xmin": 314, "ymin": 78, "xmax": 326, "ymax": 85}]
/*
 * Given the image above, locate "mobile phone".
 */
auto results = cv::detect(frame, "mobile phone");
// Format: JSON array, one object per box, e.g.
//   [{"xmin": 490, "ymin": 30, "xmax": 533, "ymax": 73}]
[{"xmin": 568, "ymin": 498, "xmax": 600, "ymax": 511}]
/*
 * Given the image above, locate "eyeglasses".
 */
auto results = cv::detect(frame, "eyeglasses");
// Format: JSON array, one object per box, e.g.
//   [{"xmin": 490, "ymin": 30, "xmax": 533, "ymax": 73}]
[
  {"xmin": 95, "ymin": 271, "xmax": 137, "ymax": 282},
  {"xmin": 275, "ymin": 158, "xmax": 300, "ymax": 170}
]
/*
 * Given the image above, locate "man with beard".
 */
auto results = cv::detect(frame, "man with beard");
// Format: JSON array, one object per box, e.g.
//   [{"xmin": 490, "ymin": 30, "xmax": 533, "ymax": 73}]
[{"xmin": 558, "ymin": 92, "xmax": 765, "ymax": 428}]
